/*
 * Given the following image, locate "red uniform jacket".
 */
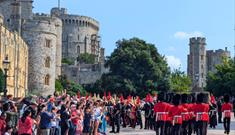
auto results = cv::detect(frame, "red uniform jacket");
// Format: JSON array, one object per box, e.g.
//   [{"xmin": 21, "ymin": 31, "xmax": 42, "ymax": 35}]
[
  {"xmin": 188, "ymin": 103, "xmax": 196, "ymax": 120},
  {"xmin": 181, "ymin": 103, "xmax": 190, "ymax": 121},
  {"xmin": 221, "ymin": 103, "xmax": 233, "ymax": 118},
  {"xmin": 193, "ymin": 103, "xmax": 209, "ymax": 122},
  {"xmin": 154, "ymin": 102, "xmax": 170, "ymax": 121},
  {"xmin": 169, "ymin": 105, "xmax": 184, "ymax": 125}
]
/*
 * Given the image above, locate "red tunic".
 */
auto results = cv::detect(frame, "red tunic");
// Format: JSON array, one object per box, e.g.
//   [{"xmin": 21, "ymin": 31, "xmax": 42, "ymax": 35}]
[
  {"xmin": 188, "ymin": 103, "xmax": 196, "ymax": 120},
  {"xmin": 169, "ymin": 105, "xmax": 184, "ymax": 125},
  {"xmin": 181, "ymin": 103, "xmax": 190, "ymax": 121},
  {"xmin": 193, "ymin": 103, "xmax": 209, "ymax": 122},
  {"xmin": 221, "ymin": 103, "xmax": 233, "ymax": 118},
  {"xmin": 154, "ymin": 102, "xmax": 170, "ymax": 121}
]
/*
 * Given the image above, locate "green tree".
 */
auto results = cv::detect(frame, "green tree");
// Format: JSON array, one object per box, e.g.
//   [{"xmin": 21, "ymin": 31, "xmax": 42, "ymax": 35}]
[
  {"xmin": 62, "ymin": 58, "xmax": 74, "ymax": 65},
  {"xmin": 0, "ymin": 69, "xmax": 4, "ymax": 93},
  {"xmin": 169, "ymin": 69, "xmax": 192, "ymax": 93},
  {"xmin": 78, "ymin": 53, "xmax": 96, "ymax": 64},
  {"xmin": 99, "ymin": 38, "xmax": 170, "ymax": 97},
  {"xmin": 206, "ymin": 58, "xmax": 235, "ymax": 96},
  {"xmin": 55, "ymin": 79, "xmax": 64, "ymax": 93},
  {"xmin": 57, "ymin": 75, "xmax": 87, "ymax": 96}
]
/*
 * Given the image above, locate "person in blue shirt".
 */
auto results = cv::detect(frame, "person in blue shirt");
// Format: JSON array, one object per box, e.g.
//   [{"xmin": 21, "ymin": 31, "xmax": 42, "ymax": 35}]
[{"xmin": 39, "ymin": 105, "xmax": 54, "ymax": 135}]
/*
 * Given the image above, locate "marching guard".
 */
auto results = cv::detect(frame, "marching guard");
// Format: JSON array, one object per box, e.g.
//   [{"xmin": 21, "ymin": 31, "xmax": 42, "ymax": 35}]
[
  {"xmin": 154, "ymin": 92, "xmax": 170, "ymax": 135},
  {"xmin": 169, "ymin": 94, "xmax": 184, "ymax": 135},
  {"xmin": 222, "ymin": 94, "xmax": 233, "ymax": 135},
  {"xmin": 181, "ymin": 94, "xmax": 190, "ymax": 135},
  {"xmin": 193, "ymin": 93, "xmax": 209, "ymax": 135}
]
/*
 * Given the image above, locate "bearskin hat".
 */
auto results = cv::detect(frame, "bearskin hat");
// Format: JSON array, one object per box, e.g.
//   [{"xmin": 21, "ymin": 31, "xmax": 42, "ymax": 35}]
[
  {"xmin": 158, "ymin": 92, "xmax": 165, "ymax": 102},
  {"xmin": 202, "ymin": 93, "xmax": 209, "ymax": 103},
  {"xmin": 197, "ymin": 93, "xmax": 203, "ymax": 103},
  {"xmin": 224, "ymin": 94, "xmax": 230, "ymax": 103},
  {"xmin": 181, "ymin": 94, "xmax": 188, "ymax": 104},
  {"xmin": 172, "ymin": 94, "xmax": 181, "ymax": 106}
]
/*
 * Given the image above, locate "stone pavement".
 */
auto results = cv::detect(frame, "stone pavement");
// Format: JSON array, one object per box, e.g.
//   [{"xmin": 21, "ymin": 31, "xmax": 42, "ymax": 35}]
[{"xmin": 108, "ymin": 117, "xmax": 235, "ymax": 135}]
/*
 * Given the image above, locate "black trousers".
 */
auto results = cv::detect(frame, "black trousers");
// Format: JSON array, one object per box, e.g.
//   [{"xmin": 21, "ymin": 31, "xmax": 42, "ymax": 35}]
[
  {"xmin": 145, "ymin": 117, "xmax": 151, "ymax": 129},
  {"xmin": 196, "ymin": 121, "xmax": 207, "ymax": 135},
  {"xmin": 121, "ymin": 113, "xmax": 126, "ymax": 127},
  {"xmin": 165, "ymin": 121, "xmax": 172, "ymax": 135},
  {"xmin": 182, "ymin": 121, "xmax": 188, "ymax": 135},
  {"xmin": 188, "ymin": 119, "xmax": 194, "ymax": 135},
  {"xmin": 136, "ymin": 116, "xmax": 143, "ymax": 129},
  {"xmin": 112, "ymin": 116, "xmax": 120, "ymax": 132},
  {"xmin": 223, "ymin": 117, "xmax": 231, "ymax": 134},
  {"xmin": 172, "ymin": 124, "xmax": 181, "ymax": 135},
  {"xmin": 155, "ymin": 121, "xmax": 165, "ymax": 135},
  {"xmin": 218, "ymin": 112, "xmax": 222, "ymax": 123}
]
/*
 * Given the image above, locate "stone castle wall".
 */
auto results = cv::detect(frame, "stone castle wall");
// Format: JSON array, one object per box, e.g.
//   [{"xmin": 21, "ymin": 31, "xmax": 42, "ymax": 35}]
[
  {"xmin": 62, "ymin": 63, "xmax": 109, "ymax": 84},
  {"xmin": 21, "ymin": 14, "xmax": 62, "ymax": 96},
  {"xmin": 0, "ymin": 20, "xmax": 28, "ymax": 97},
  {"xmin": 51, "ymin": 8, "xmax": 102, "ymax": 63}
]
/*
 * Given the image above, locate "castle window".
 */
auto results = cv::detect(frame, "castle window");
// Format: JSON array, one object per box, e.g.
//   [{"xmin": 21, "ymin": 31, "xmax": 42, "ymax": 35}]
[
  {"xmin": 45, "ymin": 39, "xmax": 51, "ymax": 48},
  {"xmin": 72, "ymin": 69, "xmax": 77, "ymax": 77},
  {"xmin": 72, "ymin": 20, "xmax": 75, "ymax": 23},
  {"xmin": 200, "ymin": 55, "xmax": 204, "ymax": 61},
  {"xmin": 79, "ymin": 21, "xmax": 82, "ymax": 25},
  {"xmin": 76, "ymin": 20, "xmax": 78, "ymax": 24},
  {"xmin": 45, "ymin": 57, "xmax": 50, "ymax": 68},
  {"xmin": 201, "ymin": 73, "xmax": 204, "ymax": 78},
  {"xmin": 201, "ymin": 64, "xmax": 203, "ymax": 69},
  {"xmin": 65, "ymin": 19, "xmax": 68, "ymax": 23},
  {"xmin": 77, "ymin": 46, "xmax": 80, "ymax": 54},
  {"xmin": 44, "ymin": 74, "xmax": 50, "ymax": 85},
  {"xmin": 69, "ymin": 20, "xmax": 71, "ymax": 24}
]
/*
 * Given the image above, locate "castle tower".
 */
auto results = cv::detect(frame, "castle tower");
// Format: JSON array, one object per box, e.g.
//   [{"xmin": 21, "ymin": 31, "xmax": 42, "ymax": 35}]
[
  {"xmin": 10, "ymin": 1, "xmax": 21, "ymax": 33},
  {"xmin": 0, "ymin": 0, "xmax": 33, "ymax": 30},
  {"xmin": 21, "ymin": 14, "xmax": 62, "ymax": 96},
  {"xmin": 187, "ymin": 37, "xmax": 207, "ymax": 92},
  {"xmin": 0, "ymin": 13, "xmax": 3, "ymax": 25},
  {"xmin": 19, "ymin": 0, "xmax": 33, "ymax": 20},
  {"xmin": 206, "ymin": 47, "xmax": 231, "ymax": 73},
  {"xmin": 51, "ymin": 8, "xmax": 101, "ymax": 63}
]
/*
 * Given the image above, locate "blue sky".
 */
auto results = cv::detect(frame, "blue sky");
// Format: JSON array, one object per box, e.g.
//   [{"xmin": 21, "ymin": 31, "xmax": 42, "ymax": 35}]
[{"xmin": 34, "ymin": 0, "xmax": 235, "ymax": 71}]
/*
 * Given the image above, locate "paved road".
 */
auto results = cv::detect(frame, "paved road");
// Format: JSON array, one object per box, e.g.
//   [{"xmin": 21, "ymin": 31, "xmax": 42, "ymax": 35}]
[{"xmin": 108, "ymin": 117, "xmax": 235, "ymax": 135}]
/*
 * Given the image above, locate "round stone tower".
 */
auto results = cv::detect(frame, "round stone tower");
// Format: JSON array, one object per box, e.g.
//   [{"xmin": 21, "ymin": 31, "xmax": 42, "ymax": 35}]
[
  {"xmin": 21, "ymin": 14, "xmax": 62, "ymax": 96},
  {"xmin": 0, "ymin": 13, "xmax": 3, "ymax": 25},
  {"xmin": 51, "ymin": 8, "xmax": 101, "ymax": 63}
]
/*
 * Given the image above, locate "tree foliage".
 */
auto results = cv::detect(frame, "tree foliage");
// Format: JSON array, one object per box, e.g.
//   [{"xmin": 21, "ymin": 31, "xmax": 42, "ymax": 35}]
[
  {"xmin": 62, "ymin": 58, "xmax": 74, "ymax": 65},
  {"xmin": 96, "ymin": 38, "xmax": 170, "ymax": 97},
  {"xmin": 206, "ymin": 58, "xmax": 235, "ymax": 96},
  {"xmin": 78, "ymin": 53, "xmax": 96, "ymax": 64},
  {"xmin": 169, "ymin": 69, "xmax": 192, "ymax": 93},
  {"xmin": 55, "ymin": 79, "xmax": 64, "ymax": 94},
  {"xmin": 57, "ymin": 75, "xmax": 86, "ymax": 96}
]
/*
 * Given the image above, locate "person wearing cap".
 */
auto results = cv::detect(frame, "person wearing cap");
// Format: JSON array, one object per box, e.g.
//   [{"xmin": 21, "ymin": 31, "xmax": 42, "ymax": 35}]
[
  {"xmin": 181, "ymin": 94, "xmax": 190, "ymax": 135},
  {"xmin": 193, "ymin": 93, "xmax": 209, "ymax": 135},
  {"xmin": 143, "ymin": 94, "xmax": 152, "ymax": 130},
  {"xmin": 222, "ymin": 94, "xmax": 233, "ymax": 135},
  {"xmin": 169, "ymin": 94, "xmax": 184, "ymax": 135},
  {"xmin": 135, "ymin": 96, "xmax": 143, "ymax": 129},
  {"xmin": 154, "ymin": 92, "xmax": 170, "ymax": 135},
  {"xmin": 110, "ymin": 98, "xmax": 122, "ymax": 133}
]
